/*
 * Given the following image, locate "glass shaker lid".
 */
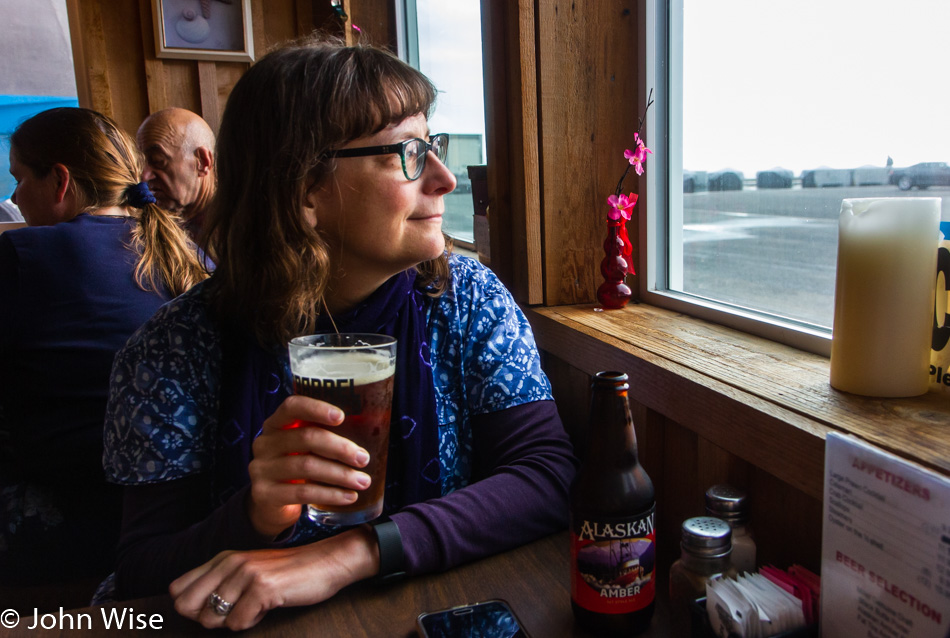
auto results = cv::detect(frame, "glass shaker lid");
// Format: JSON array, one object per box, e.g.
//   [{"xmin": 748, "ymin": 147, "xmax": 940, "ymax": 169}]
[{"xmin": 705, "ymin": 484, "xmax": 748, "ymax": 523}]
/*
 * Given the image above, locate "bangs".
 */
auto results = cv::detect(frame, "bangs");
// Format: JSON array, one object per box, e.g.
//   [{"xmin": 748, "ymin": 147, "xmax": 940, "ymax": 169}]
[{"xmin": 325, "ymin": 46, "xmax": 438, "ymax": 143}]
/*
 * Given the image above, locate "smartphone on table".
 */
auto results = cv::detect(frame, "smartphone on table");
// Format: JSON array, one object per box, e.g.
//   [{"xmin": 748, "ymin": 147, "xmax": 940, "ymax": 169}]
[{"xmin": 416, "ymin": 599, "xmax": 530, "ymax": 638}]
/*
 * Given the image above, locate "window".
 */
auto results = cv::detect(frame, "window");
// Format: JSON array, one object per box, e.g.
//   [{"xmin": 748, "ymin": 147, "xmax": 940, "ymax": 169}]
[
  {"xmin": 0, "ymin": 0, "xmax": 78, "ymax": 207},
  {"xmin": 397, "ymin": 0, "xmax": 486, "ymax": 248},
  {"xmin": 644, "ymin": 0, "xmax": 950, "ymax": 354}
]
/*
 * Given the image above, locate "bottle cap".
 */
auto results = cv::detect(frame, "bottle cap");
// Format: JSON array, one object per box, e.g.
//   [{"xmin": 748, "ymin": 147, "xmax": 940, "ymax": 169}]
[
  {"xmin": 705, "ymin": 484, "xmax": 748, "ymax": 523},
  {"xmin": 681, "ymin": 516, "xmax": 732, "ymax": 559},
  {"xmin": 592, "ymin": 370, "xmax": 629, "ymax": 390}
]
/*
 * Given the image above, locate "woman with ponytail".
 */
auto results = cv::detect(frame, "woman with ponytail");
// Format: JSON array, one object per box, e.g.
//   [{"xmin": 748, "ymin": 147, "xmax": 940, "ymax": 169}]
[{"xmin": 0, "ymin": 107, "xmax": 208, "ymax": 605}]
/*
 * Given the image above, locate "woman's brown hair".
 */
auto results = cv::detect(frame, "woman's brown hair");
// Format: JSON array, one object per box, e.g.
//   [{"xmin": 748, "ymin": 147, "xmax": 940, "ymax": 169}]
[
  {"xmin": 10, "ymin": 107, "xmax": 207, "ymax": 296},
  {"xmin": 204, "ymin": 34, "xmax": 450, "ymax": 348}
]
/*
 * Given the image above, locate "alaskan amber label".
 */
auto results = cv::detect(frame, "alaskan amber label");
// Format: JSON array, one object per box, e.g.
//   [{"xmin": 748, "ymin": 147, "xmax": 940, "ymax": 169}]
[{"xmin": 570, "ymin": 506, "xmax": 656, "ymax": 614}]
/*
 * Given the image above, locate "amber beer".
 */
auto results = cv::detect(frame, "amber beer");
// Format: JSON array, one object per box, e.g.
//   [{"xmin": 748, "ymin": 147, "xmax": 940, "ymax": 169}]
[
  {"xmin": 570, "ymin": 371, "xmax": 656, "ymax": 636},
  {"xmin": 288, "ymin": 334, "xmax": 397, "ymax": 526}
]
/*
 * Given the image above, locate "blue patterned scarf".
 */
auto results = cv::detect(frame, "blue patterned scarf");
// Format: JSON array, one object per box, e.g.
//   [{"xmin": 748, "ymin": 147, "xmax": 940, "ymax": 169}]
[{"xmin": 213, "ymin": 269, "xmax": 442, "ymax": 517}]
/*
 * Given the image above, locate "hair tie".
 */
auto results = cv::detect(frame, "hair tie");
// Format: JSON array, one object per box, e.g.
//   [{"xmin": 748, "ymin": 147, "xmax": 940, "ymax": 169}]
[{"xmin": 127, "ymin": 181, "xmax": 156, "ymax": 208}]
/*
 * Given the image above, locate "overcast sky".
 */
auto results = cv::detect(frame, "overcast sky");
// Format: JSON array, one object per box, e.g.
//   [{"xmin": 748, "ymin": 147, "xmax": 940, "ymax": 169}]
[
  {"xmin": 415, "ymin": 0, "xmax": 947, "ymax": 178},
  {"xmin": 683, "ymin": 0, "xmax": 950, "ymax": 176},
  {"xmin": 416, "ymin": 0, "xmax": 485, "ymax": 139}
]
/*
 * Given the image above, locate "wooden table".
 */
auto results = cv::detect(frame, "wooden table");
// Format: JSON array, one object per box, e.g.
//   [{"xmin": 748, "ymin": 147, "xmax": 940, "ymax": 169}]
[{"xmin": 4, "ymin": 532, "xmax": 671, "ymax": 637}]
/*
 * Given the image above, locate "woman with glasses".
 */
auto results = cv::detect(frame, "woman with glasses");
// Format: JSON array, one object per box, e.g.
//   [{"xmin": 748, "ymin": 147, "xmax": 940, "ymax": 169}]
[{"xmin": 101, "ymin": 35, "xmax": 576, "ymax": 629}]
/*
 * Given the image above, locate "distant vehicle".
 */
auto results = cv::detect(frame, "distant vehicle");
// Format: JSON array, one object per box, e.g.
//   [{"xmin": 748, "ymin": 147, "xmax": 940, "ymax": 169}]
[
  {"xmin": 801, "ymin": 167, "xmax": 851, "ymax": 188},
  {"xmin": 708, "ymin": 169, "xmax": 744, "ymax": 191},
  {"xmin": 445, "ymin": 134, "xmax": 483, "ymax": 195},
  {"xmin": 888, "ymin": 162, "xmax": 950, "ymax": 191},
  {"xmin": 852, "ymin": 165, "xmax": 889, "ymax": 186},
  {"xmin": 683, "ymin": 170, "xmax": 708, "ymax": 193},
  {"xmin": 453, "ymin": 173, "xmax": 472, "ymax": 194},
  {"xmin": 755, "ymin": 168, "xmax": 793, "ymax": 189}
]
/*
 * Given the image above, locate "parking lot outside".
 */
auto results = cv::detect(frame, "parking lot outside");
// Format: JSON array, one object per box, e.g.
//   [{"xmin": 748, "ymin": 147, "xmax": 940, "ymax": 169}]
[
  {"xmin": 442, "ymin": 183, "xmax": 946, "ymax": 330},
  {"xmin": 681, "ymin": 185, "xmax": 949, "ymax": 329},
  {"xmin": 442, "ymin": 191, "xmax": 476, "ymax": 245}
]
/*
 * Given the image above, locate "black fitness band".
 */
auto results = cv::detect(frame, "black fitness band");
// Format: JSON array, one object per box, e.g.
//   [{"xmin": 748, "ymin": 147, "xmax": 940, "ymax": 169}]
[{"xmin": 370, "ymin": 517, "xmax": 406, "ymax": 584}]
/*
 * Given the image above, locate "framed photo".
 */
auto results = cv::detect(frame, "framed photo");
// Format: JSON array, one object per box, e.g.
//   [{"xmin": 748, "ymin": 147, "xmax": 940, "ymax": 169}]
[{"xmin": 152, "ymin": 0, "xmax": 254, "ymax": 63}]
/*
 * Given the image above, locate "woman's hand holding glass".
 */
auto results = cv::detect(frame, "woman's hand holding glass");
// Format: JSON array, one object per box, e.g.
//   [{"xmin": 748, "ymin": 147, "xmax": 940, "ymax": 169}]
[{"xmin": 246, "ymin": 394, "xmax": 372, "ymax": 538}]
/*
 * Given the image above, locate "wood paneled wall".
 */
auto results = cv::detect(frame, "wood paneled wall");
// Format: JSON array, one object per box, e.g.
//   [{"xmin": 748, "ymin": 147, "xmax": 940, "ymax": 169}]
[
  {"xmin": 481, "ymin": 0, "xmax": 543, "ymax": 304},
  {"xmin": 537, "ymin": 1, "xmax": 640, "ymax": 307},
  {"xmin": 482, "ymin": 0, "xmax": 640, "ymax": 306},
  {"xmin": 64, "ymin": 0, "xmax": 387, "ymax": 137},
  {"xmin": 345, "ymin": 0, "xmax": 398, "ymax": 51}
]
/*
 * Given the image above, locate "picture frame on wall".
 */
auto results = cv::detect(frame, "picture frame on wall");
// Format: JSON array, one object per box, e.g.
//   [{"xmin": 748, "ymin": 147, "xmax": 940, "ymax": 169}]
[{"xmin": 152, "ymin": 0, "xmax": 254, "ymax": 63}]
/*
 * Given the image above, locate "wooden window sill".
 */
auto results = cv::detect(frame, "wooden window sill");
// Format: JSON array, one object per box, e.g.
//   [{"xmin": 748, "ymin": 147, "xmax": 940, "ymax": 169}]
[{"xmin": 524, "ymin": 303, "xmax": 950, "ymax": 501}]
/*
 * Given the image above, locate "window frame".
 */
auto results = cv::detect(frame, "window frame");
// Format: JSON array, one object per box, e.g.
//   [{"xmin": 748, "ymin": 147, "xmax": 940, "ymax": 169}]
[
  {"xmin": 394, "ymin": 0, "xmax": 419, "ymax": 68},
  {"xmin": 638, "ymin": 0, "xmax": 832, "ymax": 357},
  {"xmin": 394, "ymin": 0, "xmax": 481, "ymax": 251}
]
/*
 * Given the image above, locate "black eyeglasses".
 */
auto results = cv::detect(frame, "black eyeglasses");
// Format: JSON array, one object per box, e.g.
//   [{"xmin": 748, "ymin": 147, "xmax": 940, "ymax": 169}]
[{"xmin": 325, "ymin": 133, "xmax": 449, "ymax": 181}]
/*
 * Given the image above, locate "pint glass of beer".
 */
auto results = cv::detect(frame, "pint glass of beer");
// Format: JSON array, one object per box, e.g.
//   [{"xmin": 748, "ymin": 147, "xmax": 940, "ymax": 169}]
[{"xmin": 287, "ymin": 333, "xmax": 397, "ymax": 526}]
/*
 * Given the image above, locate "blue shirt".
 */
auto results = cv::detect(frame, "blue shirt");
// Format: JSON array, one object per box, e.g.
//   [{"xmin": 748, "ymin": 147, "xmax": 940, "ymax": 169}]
[
  {"xmin": 0, "ymin": 215, "xmax": 172, "ymax": 482},
  {"xmin": 0, "ymin": 214, "xmax": 173, "ymax": 583},
  {"xmin": 103, "ymin": 254, "xmax": 554, "ymax": 497}
]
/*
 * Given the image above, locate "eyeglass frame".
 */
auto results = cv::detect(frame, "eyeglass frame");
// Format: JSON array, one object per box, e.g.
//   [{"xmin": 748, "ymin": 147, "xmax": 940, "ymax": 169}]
[{"xmin": 323, "ymin": 133, "xmax": 450, "ymax": 181}]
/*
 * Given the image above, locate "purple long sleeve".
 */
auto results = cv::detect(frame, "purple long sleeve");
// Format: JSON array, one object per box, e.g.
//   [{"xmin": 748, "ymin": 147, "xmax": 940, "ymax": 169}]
[
  {"xmin": 392, "ymin": 400, "xmax": 578, "ymax": 574},
  {"xmin": 114, "ymin": 478, "xmax": 281, "ymax": 599},
  {"xmin": 114, "ymin": 400, "xmax": 576, "ymax": 597}
]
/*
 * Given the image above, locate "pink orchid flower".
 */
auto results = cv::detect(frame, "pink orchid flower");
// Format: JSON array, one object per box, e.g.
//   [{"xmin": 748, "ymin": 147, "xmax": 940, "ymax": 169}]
[
  {"xmin": 623, "ymin": 133, "xmax": 653, "ymax": 176},
  {"xmin": 607, "ymin": 192, "xmax": 638, "ymax": 221}
]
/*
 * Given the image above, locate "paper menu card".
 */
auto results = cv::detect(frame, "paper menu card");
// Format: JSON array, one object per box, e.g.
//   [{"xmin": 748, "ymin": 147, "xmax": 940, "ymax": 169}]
[{"xmin": 820, "ymin": 432, "xmax": 950, "ymax": 637}]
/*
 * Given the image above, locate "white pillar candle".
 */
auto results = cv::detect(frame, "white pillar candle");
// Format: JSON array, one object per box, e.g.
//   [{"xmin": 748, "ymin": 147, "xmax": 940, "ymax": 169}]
[{"xmin": 830, "ymin": 197, "xmax": 940, "ymax": 397}]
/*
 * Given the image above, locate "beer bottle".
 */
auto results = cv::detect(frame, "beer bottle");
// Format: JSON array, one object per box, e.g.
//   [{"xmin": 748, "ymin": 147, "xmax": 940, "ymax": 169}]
[{"xmin": 570, "ymin": 371, "xmax": 656, "ymax": 636}]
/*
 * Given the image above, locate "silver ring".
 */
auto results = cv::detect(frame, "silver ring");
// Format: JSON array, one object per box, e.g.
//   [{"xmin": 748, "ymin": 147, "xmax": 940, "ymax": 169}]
[{"xmin": 208, "ymin": 592, "xmax": 233, "ymax": 616}]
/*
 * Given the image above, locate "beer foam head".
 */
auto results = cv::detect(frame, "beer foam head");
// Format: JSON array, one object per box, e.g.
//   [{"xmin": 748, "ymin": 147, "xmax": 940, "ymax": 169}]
[{"xmin": 294, "ymin": 351, "xmax": 394, "ymax": 385}]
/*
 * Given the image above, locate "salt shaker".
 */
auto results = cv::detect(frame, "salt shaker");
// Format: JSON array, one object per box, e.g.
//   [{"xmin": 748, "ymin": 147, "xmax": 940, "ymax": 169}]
[
  {"xmin": 705, "ymin": 484, "xmax": 756, "ymax": 574},
  {"xmin": 669, "ymin": 517, "xmax": 737, "ymax": 637}
]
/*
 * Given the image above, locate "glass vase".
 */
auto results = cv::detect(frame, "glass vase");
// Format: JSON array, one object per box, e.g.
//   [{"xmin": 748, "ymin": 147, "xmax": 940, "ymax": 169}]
[{"xmin": 597, "ymin": 219, "xmax": 632, "ymax": 309}]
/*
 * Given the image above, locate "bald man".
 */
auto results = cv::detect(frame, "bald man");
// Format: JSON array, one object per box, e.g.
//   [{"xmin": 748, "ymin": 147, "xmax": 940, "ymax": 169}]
[{"xmin": 137, "ymin": 107, "xmax": 215, "ymax": 240}]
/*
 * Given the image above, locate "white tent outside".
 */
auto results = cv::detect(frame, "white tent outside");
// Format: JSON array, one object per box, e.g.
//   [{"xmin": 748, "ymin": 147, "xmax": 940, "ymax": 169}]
[
  {"xmin": 0, "ymin": 0, "xmax": 77, "ymax": 200},
  {"xmin": 0, "ymin": 0, "xmax": 76, "ymax": 97}
]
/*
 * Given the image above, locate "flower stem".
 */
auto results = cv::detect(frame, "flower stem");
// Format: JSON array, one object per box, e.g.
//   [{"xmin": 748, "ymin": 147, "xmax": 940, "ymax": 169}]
[
  {"xmin": 637, "ymin": 88, "xmax": 654, "ymax": 137},
  {"xmin": 614, "ymin": 88, "xmax": 655, "ymax": 197},
  {"xmin": 614, "ymin": 164, "xmax": 632, "ymax": 197}
]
